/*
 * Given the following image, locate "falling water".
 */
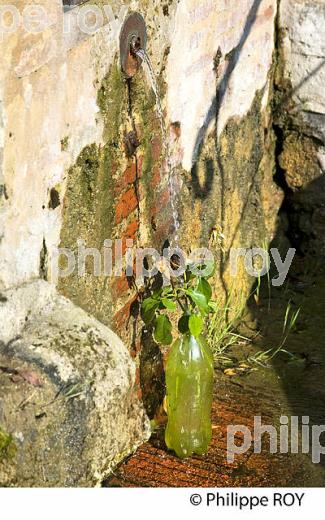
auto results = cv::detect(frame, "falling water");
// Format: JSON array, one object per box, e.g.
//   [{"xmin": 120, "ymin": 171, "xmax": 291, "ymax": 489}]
[{"xmin": 136, "ymin": 49, "xmax": 180, "ymax": 243}]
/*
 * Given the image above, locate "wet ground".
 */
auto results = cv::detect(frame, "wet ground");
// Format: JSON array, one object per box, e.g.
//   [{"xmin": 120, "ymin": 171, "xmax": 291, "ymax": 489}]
[{"xmin": 105, "ymin": 260, "xmax": 325, "ymax": 487}]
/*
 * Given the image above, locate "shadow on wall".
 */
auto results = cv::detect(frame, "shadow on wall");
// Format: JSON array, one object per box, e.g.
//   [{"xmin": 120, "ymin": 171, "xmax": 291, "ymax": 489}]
[
  {"xmin": 190, "ymin": 0, "xmax": 263, "ymax": 199},
  {"xmin": 188, "ymin": 0, "xmax": 325, "ymax": 294},
  {"xmin": 247, "ymin": 171, "xmax": 325, "ymax": 473},
  {"xmin": 187, "ymin": 0, "xmax": 267, "ymax": 301},
  {"xmin": 184, "ymin": 0, "xmax": 325, "ymax": 474}
]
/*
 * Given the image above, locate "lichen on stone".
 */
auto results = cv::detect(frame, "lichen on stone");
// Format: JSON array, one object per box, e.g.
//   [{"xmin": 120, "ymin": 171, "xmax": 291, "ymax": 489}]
[{"xmin": 0, "ymin": 427, "xmax": 16, "ymax": 461}]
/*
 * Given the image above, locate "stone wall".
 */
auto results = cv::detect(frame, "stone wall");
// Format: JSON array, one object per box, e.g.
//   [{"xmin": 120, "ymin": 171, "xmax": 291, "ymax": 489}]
[
  {"xmin": 0, "ymin": 0, "xmax": 154, "ymax": 485},
  {"xmin": 276, "ymin": 0, "xmax": 325, "ymax": 258},
  {"xmin": 0, "ymin": 0, "xmax": 280, "ymax": 291},
  {"xmin": 54, "ymin": 0, "xmax": 281, "ymax": 411},
  {"xmin": 0, "ymin": 0, "xmax": 294, "ymax": 484}
]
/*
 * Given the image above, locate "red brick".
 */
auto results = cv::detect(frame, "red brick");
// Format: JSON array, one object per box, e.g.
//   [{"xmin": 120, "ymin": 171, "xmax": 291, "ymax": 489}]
[
  {"xmin": 150, "ymin": 165, "xmax": 161, "ymax": 189},
  {"xmin": 119, "ymin": 220, "xmax": 139, "ymax": 255},
  {"xmin": 125, "ymin": 219, "xmax": 139, "ymax": 239},
  {"xmin": 114, "ymin": 162, "xmax": 137, "ymax": 194},
  {"xmin": 124, "ymin": 163, "xmax": 137, "ymax": 184},
  {"xmin": 151, "ymin": 137, "xmax": 162, "ymax": 161},
  {"xmin": 116, "ymin": 187, "xmax": 138, "ymax": 223}
]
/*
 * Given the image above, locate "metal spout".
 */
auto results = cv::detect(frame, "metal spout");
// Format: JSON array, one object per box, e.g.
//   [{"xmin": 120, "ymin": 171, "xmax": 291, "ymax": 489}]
[{"xmin": 120, "ymin": 13, "xmax": 147, "ymax": 78}]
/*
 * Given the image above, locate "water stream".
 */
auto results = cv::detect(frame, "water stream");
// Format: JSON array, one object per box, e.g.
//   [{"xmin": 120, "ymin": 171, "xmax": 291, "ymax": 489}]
[{"xmin": 136, "ymin": 49, "xmax": 180, "ymax": 243}]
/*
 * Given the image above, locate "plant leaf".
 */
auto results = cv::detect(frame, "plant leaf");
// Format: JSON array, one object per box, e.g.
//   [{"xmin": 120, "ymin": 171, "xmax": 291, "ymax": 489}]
[
  {"xmin": 161, "ymin": 287, "xmax": 173, "ymax": 297},
  {"xmin": 197, "ymin": 278, "xmax": 212, "ymax": 302},
  {"xmin": 161, "ymin": 298, "xmax": 177, "ymax": 311},
  {"xmin": 178, "ymin": 315, "xmax": 190, "ymax": 334},
  {"xmin": 185, "ymin": 266, "xmax": 196, "ymax": 282},
  {"xmin": 141, "ymin": 297, "xmax": 159, "ymax": 325},
  {"xmin": 189, "ymin": 314, "xmax": 203, "ymax": 337},
  {"xmin": 186, "ymin": 289, "xmax": 209, "ymax": 315},
  {"xmin": 154, "ymin": 315, "xmax": 173, "ymax": 345},
  {"xmin": 189, "ymin": 260, "xmax": 215, "ymax": 279}
]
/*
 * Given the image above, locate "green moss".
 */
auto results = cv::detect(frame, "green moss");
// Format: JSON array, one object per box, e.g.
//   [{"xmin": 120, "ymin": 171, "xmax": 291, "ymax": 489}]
[
  {"xmin": 58, "ymin": 60, "xmax": 129, "ymax": 325},
  {"xmin": 76, "ymin": 144, "xmax": 100, "ymax": 199},
  {"xmin": 218, "ymin": 90, "xmax": 269, "ymax": 240},
  {"xmin": 61, "ymin": 62, "xmax": 126, "ymax": 246},
  {"xmin": 97, "ymin": 63, "xmax": 125, "ymax": 144},
  {"xmin": 0, "ymin": 427, "xmax": 16, "ymax": 461},
  {"xmin": 182, "ymin": 88, "xmax": 277, "ymax": 300}
]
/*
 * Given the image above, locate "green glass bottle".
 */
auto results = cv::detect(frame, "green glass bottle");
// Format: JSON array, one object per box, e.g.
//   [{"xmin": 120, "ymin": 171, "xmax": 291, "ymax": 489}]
[{"xmin": 165, "ymin": 333, "xmax": 214, "ymax": 458}]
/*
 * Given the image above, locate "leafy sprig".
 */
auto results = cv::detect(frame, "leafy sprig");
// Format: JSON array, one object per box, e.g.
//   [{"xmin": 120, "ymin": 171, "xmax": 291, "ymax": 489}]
[{"xmin": 141, "ymin": 264, "xmax": 215, "ymax": 345}]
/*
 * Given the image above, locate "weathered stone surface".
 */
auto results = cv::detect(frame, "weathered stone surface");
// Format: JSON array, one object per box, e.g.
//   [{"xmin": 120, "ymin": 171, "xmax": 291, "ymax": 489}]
[
  {"xmin": 279, "ymin": 132, "xmax": 321, "ymax": 190},
  {"xmin": 280, "ymin": 0, "xmax": 325, "ymax": 143},
  {"xmin": 167, "ymin": 0, "xmax": 277, "ymax": 171},
  {"xmin": 0, "ymin": 280, "xmax": 150, "ymax": 487},
  {"xmin": 0, "ymin": 0, "xmax": 280, "ymax": 293},
  {"xmin": 277, "ymin": 0, "xmax": 325, "ymax": 258}
]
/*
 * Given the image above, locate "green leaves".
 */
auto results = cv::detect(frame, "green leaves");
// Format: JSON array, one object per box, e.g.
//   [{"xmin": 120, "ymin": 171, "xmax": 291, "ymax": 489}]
[
  {"xmin": 186, "ymin": 289, "xmax": 209, "ymax": 315},
  {"xmin": 141, "ymin": 265, "xmax": 215, "ymax": 346},
  {"xmin": 187, "ymin": 260, "xmax": 215, "ymax": 279},
  {"xmin": 178, "ymin": 313, "xmax": 204, "ymax": 337},
  {"xmin": 197, "ymin": 278, "xmax": 212, "ymax": 302},
  {"xmin": 142, "ymin": 290, "xmax": 175, "ymax": 345},
  {"xmin": 154, "ymin": 315, "xmax": 173, "ymax": 345},
  {"xmin": 178, "ymin": 314, "xmax": 190, "ymax": 334},
  {"xmin": 141, "ymin": 297, "xmax": 160, "ymax": 325},
  {"xmin": 161, "ymin": 298, "xmax": 177, "ymax": 311},
  {"xmin": 189, "ymin": 314, "xmax": 203, "ymax": 337},
  {"xmin": 185, "ymin": 278, "xmax": 213, "ymax": 317}
]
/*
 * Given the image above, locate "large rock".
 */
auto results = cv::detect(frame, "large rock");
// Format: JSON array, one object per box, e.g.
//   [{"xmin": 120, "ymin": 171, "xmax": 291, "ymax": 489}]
[{"xmin": 0, "ymin": 281, "xmax": 150, "ymax": 487}]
